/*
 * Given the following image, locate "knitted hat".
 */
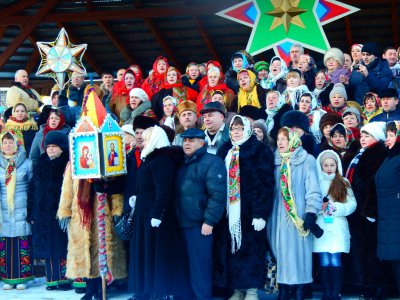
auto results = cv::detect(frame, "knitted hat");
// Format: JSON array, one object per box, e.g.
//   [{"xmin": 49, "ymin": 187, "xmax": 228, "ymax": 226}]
[
  {"xmin": 280, "ymin": 110, "xmax": 310, "ymax": 134},
  {"xmin": 129, "ymin": 88, "xmax": 149, "ymax": 102},
  {"xmin": 254, "ymin": 61, "xmax": 269, "ymax": 72},
  {"xmin": 324, "ymin": 47, "xmax": 345, "ymax": 67},
  {"xmin": 361, "ymin": 42, "xmax": 380, "ymax": 57},
  {"xmin": 132, "ymin": 116, "xmax": 158, "ymax": 131},
  {"xmin": 329, "ymin": 83, "xmax": 347, "ymax": 100},
  {"xmin": 177, "ymin": 100, "xmax": 197, "ymax": 117},
  {"xmin": 342, "ymin": 107, "xmax": 361, "ymax": 124},
  {"xmin": 351, "ymin": 43, "xmax": 363, "ymax": 51},
  {"xmin": 252, "ymin": 120, "xmax": 268, "ymax": 138},
  {"xmin": 44, "ymin": 130, "xmax": 69, "ymax": 153},
  {"xmin": 361, "ymin": 121, "xmax": 386, "ymax": 141},
  {"xmin": 379, "ymin": 87, "xmax": 399, "ymax": 99},
  {"xmin": 319, "ymin": 112, "xmax": 343, "ymax": 133},
  {"xmin": 319, "ymin": 150, "xmax": 339, "ymax": 166}
]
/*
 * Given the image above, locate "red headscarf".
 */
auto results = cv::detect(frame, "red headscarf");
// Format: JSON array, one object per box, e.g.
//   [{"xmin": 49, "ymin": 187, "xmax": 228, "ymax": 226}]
[
  {"xmin": 112, "ymin": 69, "xmax": 140, "ymax": 97},
  {"xmin": 128, "ymin": 64, "xmax": 144, "ymax": 85},
  {"xmin": 42, "ymin": 109, "xmax": 65, "ymax": 148},
  {"xmin": 142, "ymin": 56, "xmax": 169, "ymax": 98},
  {"xmin": 162, "ymin": 66, "xmax": 183, "ymax": 89}
]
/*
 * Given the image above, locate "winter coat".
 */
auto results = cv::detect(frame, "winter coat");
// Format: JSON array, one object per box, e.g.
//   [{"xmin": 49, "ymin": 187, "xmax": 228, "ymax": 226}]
[
  {"xmin": 130, "ymin": 147, "xmax": 192, "ymax": 297},
  {"xmin": 268, "ymin": 103, "xmax": 293, "ymax": 141},
  {"xmin": 313, "ymin": 151, "xmax": 356, "ymax": 253},
  {"xmin": 28, "ymin": 152, "xmax": 69, "ymax": 258},
  {"xmin": 328, "ymin": 67, "xmax": 351, "ymax": 84},
  {"xmin": 181, "ymin": 74, "xmax": 203, "ymax": 92},
  {"xmin": 176, "ymin": 145, "xmax": 226, "ymax": 227},
  {"xmin": 120, "ymin": 101, "xmax": 156, "ymax": 125},
  {"xmin": 303, "ymin": 68, "xmax": 316, "ymax": 91},
  {"xmin": 6, "ymin": 83, "xmax": 42, "ymax": 112},
  {"xmin": 0, "ymin": 147, "xmax": 32, "ymax": 237},
  {"xmin": 225, "ymin": 68, "xmax": 240, "ymax": 94},
  {"xmin": 349, "ymin": 58, "xmax": 393, "ymax": 104},
  {"xmin": 319, "ymin": 140, "xmax": 361, "ymax": 173},
  {"xmin": 370, "ymin": 108, "xmax": 400, "ymax": 123},
  {"xmin": 214, "ymin": 135, "xmax": 275, "ymax": 290},
  {"xmin": 273, "ymin": 77, "xmax": 287, "ymax": 94},
  {"xmin": 57, "ymin": 163, "xmax": 127, "ymax": 280},
  {"xmin": 123, "ymin": 149, "xmax": 140, "ymax": 211},
  {"xmin": 68, "ymin": 83, "xmax": 87, "ymax": 106},
  {"xmin": 376, "ymin": 143, "xmax": 400, "ymax": 260},
  {"xmin": 267, "ymin": 147, "xmax": 322, "ymax": 284}
]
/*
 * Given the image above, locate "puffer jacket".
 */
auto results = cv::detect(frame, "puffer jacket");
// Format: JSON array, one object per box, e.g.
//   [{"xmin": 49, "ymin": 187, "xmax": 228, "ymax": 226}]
[
  {"xmin": 0, "ymin": 147, "xmax": 32, "ymax": 237},
  {"xmin": 176, "ymin": 145, "xmax": 227, "ymax": 227}
]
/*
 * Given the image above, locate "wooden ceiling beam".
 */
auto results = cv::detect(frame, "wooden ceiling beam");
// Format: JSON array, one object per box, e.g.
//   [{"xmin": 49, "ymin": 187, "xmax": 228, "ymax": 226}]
[
  {"xmin": 391, "ymin": 0, "xmax": 399, "ymax": 48},
  {"xmin": 0, "ymin": 27, "xmax": 6, "ymax": 41},
  {"xmin": 97, "ymin": 21, "xmax": 134, "ymax": 66},
  {"xmin": 56, "ymin": 22, "xmax": 103, "ymax": 75},
  {"xmin": 0, "ymin": 0, "xmax": 38, "ymax": 20},
  {"xmin": 0, "ymin": 0, "xmax": 59, "ymax": 70},
  {"xmin": 23, "ymin": 30, "xmax": 40, "ymax": 74},
  {"xmin": 193, "ymin": 16, "xmax": 221, "ymax": 62}
]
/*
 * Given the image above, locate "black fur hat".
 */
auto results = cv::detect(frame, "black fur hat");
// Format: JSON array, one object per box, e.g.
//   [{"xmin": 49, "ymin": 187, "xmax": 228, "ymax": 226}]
[
  {"xmin": 280, "ymin": 110, "xmax": 310, "ymax": 134},
  {"xmin": 132, "ymin": 116, "xmax": 159, "ymax": 131}
]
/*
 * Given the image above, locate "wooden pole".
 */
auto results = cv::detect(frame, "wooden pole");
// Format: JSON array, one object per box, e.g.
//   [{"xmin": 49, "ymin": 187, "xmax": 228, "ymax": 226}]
[{"xmin": 102, "ymin": 276, "xmax": 106, "ymax": 300}]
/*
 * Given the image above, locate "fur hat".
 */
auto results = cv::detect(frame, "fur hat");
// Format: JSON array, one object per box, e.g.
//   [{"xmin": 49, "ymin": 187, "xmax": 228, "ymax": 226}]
[
  {"xmin": 252, "ymin": 120, "xmax": 268, "ymax": 137},
  {"xmin": 319, "ymin": 112, "xmax": 343, "ymax": 133},
  {"xmin": 343, "ymin": 107, "xmax": 361, "ymax": 124},
  {"xmin": 324, "ymin": 47, "xmax": 345, "ymax": 67},
  {"xmin": 239, "ymin": 105, "xmax": 264, "ymax": 121},
  {"xmin": 379, "ymin": 87, "xmax": 399, "ymax": 99},
  {"xmin": 177, "ymin": 100, "xmax": 197, "ymax": 117},
  {"xmin": 280, "ymin": 110, "xmax": 310, "ymax": 134},
  {"xmin": 129, "ymin": 88, "xmax": 149, "ymax": 102},
  {"xmin": 361, "ymin": 42, "xmax": 380, "ymax": 57},
  {"xmin": 44, "ymin": 130, "xmax": 69, "ymax": 153},
  {"xmin": 329, "ymin": 83, "xmax": 347, "ymax": 101},
  {"xmin": 132, "ymin": 116, "xmax": 158, "ymax": 131},
  {"xmin": 121, "ymin": 124, "xmax": 135, "ymax": 136},
  {"xmin": 360, "ymin": 121, "xmax": 386, "ymax": 142}
]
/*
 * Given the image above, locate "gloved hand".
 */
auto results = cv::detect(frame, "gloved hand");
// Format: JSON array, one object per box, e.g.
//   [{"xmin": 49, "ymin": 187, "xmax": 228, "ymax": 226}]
[
  {"xmin": 59, "ymin": 217, "xmax": 71, "ymax": 232},
  {"xmin": 366, "ymin": 217, "xmax": 376, "ymax": 223},
  {"xmin": 252, "ymin": 218, "xmax": 266, "ymax": 231},
  {"xmin": 303, "ymin": 212, "xmax": 324, "ymax": 238},
  {"xmin": 151, "ymin": 218, "xmax": 162, "ymax": 227},
  {"xmin": 129, "ymin": 195, "xmax": 137, "ymax": 209}
]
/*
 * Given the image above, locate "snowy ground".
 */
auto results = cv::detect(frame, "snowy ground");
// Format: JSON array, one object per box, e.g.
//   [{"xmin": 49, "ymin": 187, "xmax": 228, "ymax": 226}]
[{"xmin": 0, "ymin": 278, "xmax": 397, "ymax": 300}]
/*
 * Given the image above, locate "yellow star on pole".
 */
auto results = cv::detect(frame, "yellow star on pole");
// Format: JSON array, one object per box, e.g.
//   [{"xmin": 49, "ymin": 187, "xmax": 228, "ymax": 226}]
[
  {"xmin": 266, "ymin": 0, "xmax": 306, "ymax": 33},
  {"xmin": 36, "ymin": 28, "xmax": 87, "ymax": 90}
]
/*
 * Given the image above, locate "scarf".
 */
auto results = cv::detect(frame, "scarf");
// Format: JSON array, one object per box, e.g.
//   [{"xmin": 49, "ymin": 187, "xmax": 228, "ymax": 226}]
[
  {"xmin": 265, "ymin": 100, "xmax": 284, "ymax": 134},
  {"xmin": 144, "ymin": 56, "xmax": 169, "ymax": 96},
  {"xmin": 77, "ymin": 179, "xmax": 95, "ymax": 229},
  {"xmin": 324, "ymin": 104, "xmax": 348, "ymax": 116},
  {"xmin": 5, "ymin": 116, "xmax": 38, "ymax": 132},
  {"xmin": 140, "ymin": 126, "xmax": 170, "ymax": 160},
  {"xmin": 265, "ymin": 56, "xmax": 288, "ymax": 89},
  {"xmin": 226, "ymin": 116, "xmax": 252, "ymax": 253},
  {"xmin": 345, "ymin": 148, "xmax": 364, "ymax": 183},
  {"xmin": 41, "ymin": 110, "xmax": 66, "ymax": 148},
  {"xmin": 282, "ymin": 85, "xmax": 309, "ymax": 109},
  {"xmin": 4, "ymin": 155, "xmax": 16, "ymax": 215},
  {"xmin": 328, "ymin": 123, "xmax": 354, "ymax": 152},
  {"xmin": 237, "ymin": 69, "xmax": 261, "ymax": 110},
  {"xmin": 278, "ymin": 127, "xmax": 309, "ymax": 236}
]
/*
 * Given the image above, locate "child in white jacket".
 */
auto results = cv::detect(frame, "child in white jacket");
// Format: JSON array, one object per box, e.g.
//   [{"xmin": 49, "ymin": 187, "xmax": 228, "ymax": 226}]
[{"xmin": 314, "ymin": 150, "xmax": 357, "ymax": 300}]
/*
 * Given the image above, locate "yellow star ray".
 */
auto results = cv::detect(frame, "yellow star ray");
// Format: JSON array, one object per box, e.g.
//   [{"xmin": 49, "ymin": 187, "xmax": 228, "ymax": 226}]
[{"xmin": 266, "ymin": 0, "xmax": 306, "ymax": 33}]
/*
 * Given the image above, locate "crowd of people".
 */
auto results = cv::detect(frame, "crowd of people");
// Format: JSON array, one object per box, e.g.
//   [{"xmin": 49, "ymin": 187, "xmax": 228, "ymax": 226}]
[{"xmin": 0, "ymin": 41, "xmax": 399, "ymax": 300}]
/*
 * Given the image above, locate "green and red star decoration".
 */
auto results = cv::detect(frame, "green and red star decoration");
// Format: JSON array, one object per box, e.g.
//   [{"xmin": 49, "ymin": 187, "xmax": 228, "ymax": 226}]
[{"xmin": 216, "ymin": 0, "xmax": 359, "ymax": 64}]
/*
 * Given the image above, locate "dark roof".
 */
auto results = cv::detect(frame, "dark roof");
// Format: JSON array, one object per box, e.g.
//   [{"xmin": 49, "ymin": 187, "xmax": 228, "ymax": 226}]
[{"xmin": 0, "ymin": 0, "xmax": 398, "ymax": 85}]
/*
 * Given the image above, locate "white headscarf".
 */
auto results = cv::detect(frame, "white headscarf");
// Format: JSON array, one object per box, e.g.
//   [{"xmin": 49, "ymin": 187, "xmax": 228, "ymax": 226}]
[{"xmin": 140, "ymin": 126, "xmax": 170, "ymax": 160}]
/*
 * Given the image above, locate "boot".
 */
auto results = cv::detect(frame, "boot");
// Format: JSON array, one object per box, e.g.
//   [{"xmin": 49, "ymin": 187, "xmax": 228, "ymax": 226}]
[
  {"xmin": 93, "ymin": 277, "xmax": 103, "ymax": 300},
  {"xmin": 331, "ymin": 267, "xmax": 343, "ymax": 300},
  {"xmin": 295, "ymin": 284, "xmax": 304, "ymax": 300},
  {"xmin": 320, "ymin": 266, "xmax": 332, "ymax": 300},
  {"xmin": 228, "ymin": 289, "xmax": 245, "ymax": 300},
  {"xmin": 277, "ymin": 284, "xmax": 290, "ymax": 300},
  {"xmin": 243, "ymin": 288, "xmax": 258, "ymax": 300},
  {"xmin": 80, "ymin": 278, "xmax": 97, "ymax": 300}
]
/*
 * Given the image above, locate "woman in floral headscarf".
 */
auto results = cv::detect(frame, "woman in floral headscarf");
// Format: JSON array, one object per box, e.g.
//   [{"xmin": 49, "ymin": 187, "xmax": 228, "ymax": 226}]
[
  {"xmin": 362, "ymin": 92, "xmax": 382, "ymax": 124},
  {"xmin": 215, "ymin": 115, "xmax": 274, "ymax": 300},
  {"xmin": 142, "ymin": 56, "xmax": 169, "ymax": 98},
  {"xmin": 267, "ymin": 127, "xmax": 322, "ymax": 300},
  {"xmin": 0, "ymin": 131, "xmax": 33, "ymax": 290}
]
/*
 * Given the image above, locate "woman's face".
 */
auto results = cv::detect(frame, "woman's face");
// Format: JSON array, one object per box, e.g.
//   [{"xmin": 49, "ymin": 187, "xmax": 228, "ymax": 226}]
[
  {"xmin": 208, "ymin": 72, "xmax": 220, "ymax": 87},
  {"xmin": 315, "ymin": 72, "xmax": 326, "ymax": 89},
  {"xmin": 253, "ymin": 128, "xmax": 264, "ymax": 141},
  {"xmin": 330, "ymin": 94, "xmax": 345, "ymax": 108},
  {"xmin": 46, "ymin": 144, "xmax": 63, "ymax": 160},
  {"xmin": 188, "ymin": 65, "xmax": 199, "ymax": 80},
  {"xmin": 298, "ymin": 56, "xmax": 309, "ymax": 72},
  {"xmin": 326, "ymin": 57, "xmax": 339, "ymax": 72},
  {"xmin": 386, "ymin": 131, "xmax": 397, "ymax": 149},
  {"xmin": 130, "ymin": 95, "xmax": 142, "ymax": 110},
  {"xmin": 233, "ymin": 57, "xmax": 243, "ymax": 70},
  {"xmin": 48, "ymin": 112, "xmax": 61, "ymax": 129},
  {"xmin": 163, "ymin": 99, "xmax": 174, "ymax": 117},
  {"xmin": 166, "ymin": 69, "xmax": 178, "ymax": 85},
  {"xmin": 157, "ymin": 59, "xmax": 167, "ymax": 74},
  {"xmin": 266, "ymin": 92, "xmax": 279, "ymax": 109},
  {"xmin": 364, "ymin": 97, "xmax": 377, "ymax": 112},
  {"xmin": 51, "ymin": 94, "xmax": 59, "ymax": 107},
  {"xmin": 351, "ymin": 47, "xmax": 363, "ymax": 62},
  {"xmin": 230, "ymin": 123, "xmax": 244, "ymax": 142},
  {"xmin": 1, "ymin": 138, "xmax": 15, "ymax": 156},
  {"xmin": 83, "ymin": 148, "xmax": 88, "ymax": 156},
  {"xmin": 323, "ymin": 124, "xmax": 333, "ymax": 139},
  {"xmin": 277, "ymin": 132, "xmax": 289, "ymax": 153},
  {"xmin": 360, "ymin": 131, "xmax": 377, "ymax": 149},
  {"xmin": 331, "ymin": 132, "xmax": 346, "ymax": 148},
  {"xmin": 287, "ymin": 75, "xmax": 301, "ymax": 88},
  {"xmin": 322, "ymin": 158, "xmax": 337, "ymax": 175},
  {"xmin": 270, "ymin": 60, "xmax": 281, "ymax": 76},
  {"xmin": 14, "ymin": 105, "xmax": 27, "ymax": 121},
  {"xmin": 299, "ymin": 96, "xmax": 312, "ymax": 113},
  {"xmin": 257, "ymin": 69, "xmax": 268, "ymax": 80},
  {"xmin": 211, "ymin": 94, "xmax": 224, "ymax": 106},
  {"xmin": 124, "ymin": 73, "xmax": 135, "ymax": 89},
  {"xmin": 343, "ymin": 113, "xmax": 359, "ymax": 128},
  {"xmin": 238, "ymin": 72, "xmax": 251, "ymax": 90}
]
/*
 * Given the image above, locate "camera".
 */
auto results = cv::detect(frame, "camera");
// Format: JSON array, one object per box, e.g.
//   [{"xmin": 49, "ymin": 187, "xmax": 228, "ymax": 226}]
[{"xmin": 354, "ymin": 64, "xmax": 360, "ymax": 70}]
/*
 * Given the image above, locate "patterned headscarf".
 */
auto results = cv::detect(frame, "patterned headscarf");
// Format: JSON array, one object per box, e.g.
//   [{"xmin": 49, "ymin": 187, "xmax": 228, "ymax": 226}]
[
  {"xmin": 278, "ymin": 127, "xmax": 309, "ymax": 236},
  {"xmin": 328, "ymin": 123, "xmax": 354, "ymax": 151}
]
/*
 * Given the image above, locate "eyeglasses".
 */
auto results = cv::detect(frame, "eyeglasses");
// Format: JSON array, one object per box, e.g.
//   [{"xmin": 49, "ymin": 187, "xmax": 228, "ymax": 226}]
[{"xmin": 230, "ymin": 126, "xmax": 244, "ymax": 132}]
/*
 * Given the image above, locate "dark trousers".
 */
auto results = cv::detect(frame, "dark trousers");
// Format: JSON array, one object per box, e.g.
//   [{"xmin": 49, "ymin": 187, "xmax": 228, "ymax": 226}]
[
  {"xmin": 391, "ymin": 260, "xmax": 400, "ymax": 298},
  {"xmin": 182, "ymin": 227, "xmax": 213, "ymax": 300}
]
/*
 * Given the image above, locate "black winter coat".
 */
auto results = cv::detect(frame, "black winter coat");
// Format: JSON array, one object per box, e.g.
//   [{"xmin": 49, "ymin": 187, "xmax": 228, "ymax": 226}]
[
  {"xmin": 28, "ymin": 152, "xmax": 69, "ymax": 258},
  {"xmin": 270, "ymin": 104, "xmax": 293, "ymax": 141},
  {"xmin": 376, "ymin": 143, "xmax": 400, "ymax": 260},
  {"xmin": 181, "ymin": 74, "xmax": 203, "ymax": 92},
  {"xmin": 130, "ymin": 147, "xmax": 192, "ymax": 296},
  {"xmin": 225, "ymin": 68, "xmax": 240, "ymax": 94},
  {"xmin": 176, "ymin": 145, "xmax": 227, "ymax": 227},
  {"xmin": 214, "ymin": 135, "xmax": 275, "ymax": 290},
  {"xmin": 123, "ymin": 149, "xmax": 140, "ymax": 211}
]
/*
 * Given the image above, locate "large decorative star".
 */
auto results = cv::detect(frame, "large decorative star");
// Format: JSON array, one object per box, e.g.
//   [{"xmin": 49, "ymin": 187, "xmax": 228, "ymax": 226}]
[
  {"xmin": 266, "ymin": 0, "xmax": 306, "ymax": 33},
  {"xmin": 216, "ymin": 0, "xmax": 359, "ymax": 58},
  {"xmin": 36, "ymin": 28, "xmax": 87, "ymax": 90}
]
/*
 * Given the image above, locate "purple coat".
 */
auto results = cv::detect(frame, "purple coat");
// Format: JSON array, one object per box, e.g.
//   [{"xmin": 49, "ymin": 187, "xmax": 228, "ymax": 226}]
[{"xmin": 328, "ymin": 67, "xmax": 351, "ymax": 84}]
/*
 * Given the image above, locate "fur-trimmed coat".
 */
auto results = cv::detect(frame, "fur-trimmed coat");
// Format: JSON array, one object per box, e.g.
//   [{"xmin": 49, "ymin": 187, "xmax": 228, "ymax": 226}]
[
  {"xmin": 214, "ymin": 135, "xmax": 275, "ymax": 290},
  {"xmin": 319, "ymin": 140, "xmax": 361, "ymax": 174},
  {"xmin": 6, "ymin": 83, "xmax": 42, "ymax": 112},
  {"xmin": 57, "ymin": 163, "xmax": 127, "ymax": 280}
]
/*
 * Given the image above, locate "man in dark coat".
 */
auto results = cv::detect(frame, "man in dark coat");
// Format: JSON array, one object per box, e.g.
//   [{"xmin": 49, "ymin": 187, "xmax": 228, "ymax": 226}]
[
  {"xmin": 67, "ymin": 71, "xmax": 87, "ymax": 118},
  {"xmin": 370, "ymin": 88, "xmax": 400, "ymax": 123},
  {"xmin": 176, "ymin": 128, "xmax": 227, "ymax": 300}
]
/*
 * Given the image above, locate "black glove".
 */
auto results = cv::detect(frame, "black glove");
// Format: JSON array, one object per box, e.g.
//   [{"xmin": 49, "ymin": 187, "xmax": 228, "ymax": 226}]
[
  {"xmin": 303, "ymin": 212, "xmax": 324, "ymax": 238},
  {"xmin": 322, "ymin": 196, "xmax": 329, "ymax": 203}
]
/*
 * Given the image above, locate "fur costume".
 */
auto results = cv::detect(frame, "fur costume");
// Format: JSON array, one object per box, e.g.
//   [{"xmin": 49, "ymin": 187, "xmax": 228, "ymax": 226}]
[{"xmin": 6, "ymin": 83, "xmax": 42, "ymax": 112}]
